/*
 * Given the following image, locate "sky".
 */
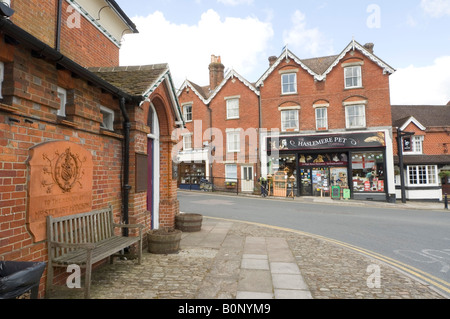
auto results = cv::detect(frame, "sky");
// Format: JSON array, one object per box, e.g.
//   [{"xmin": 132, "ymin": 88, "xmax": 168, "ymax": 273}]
[{"xmin": 115, "ymin": 0, "xmax": 450, "ymax": 105}]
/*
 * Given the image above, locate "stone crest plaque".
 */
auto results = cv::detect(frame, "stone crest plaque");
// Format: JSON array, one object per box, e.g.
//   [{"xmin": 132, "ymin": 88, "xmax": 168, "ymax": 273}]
[{"xmin": 27, "ymin": 141, "xmax": 93, "ymax": 242}]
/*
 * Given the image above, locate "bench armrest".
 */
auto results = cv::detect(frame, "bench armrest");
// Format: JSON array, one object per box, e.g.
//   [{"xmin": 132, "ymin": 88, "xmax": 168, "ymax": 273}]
[{"xmin": 50, "ymin": 241, "xmax": 96, "ymax": 250}]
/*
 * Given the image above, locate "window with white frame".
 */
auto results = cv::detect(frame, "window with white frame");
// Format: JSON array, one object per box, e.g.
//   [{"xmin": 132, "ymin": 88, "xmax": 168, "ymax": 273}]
[
  {"xmin": 227, "ymin": 130, "xmax": 240, "ymax": 153},
  {"xmin": 226, "ymin": 98, "xmax": 239, "ymax": 119},
  {"xmin": 225, "ymin": 164, "xmax": 237, "ymax": 182},
  {"xmin": 345, "ymin": 104, "xmax": 366, "ymax": 129},
  {"xmin": 182, "ymin": 134, "xmax": 193, "ymax": 151},
  {"xmin": 408, "ymin": 165, "xmax": 437, "ymax": 185},
  {"xmin": 344, "ymin": 66, "xmax": 362, "ymax": 89},
  {"xmin": 57, "ymin": 87, "xmax": 67, "ymax": 117},
  {"xmin": 281, "ymin": 73, "xmax": 297, "ymax": 94},
  {"xmin": 315, "ymin": 108, "xmax": 328, "ymax": 131},
  {"xmin": 0, "ymin": 61, "xmax": 4, "ymax": 99},
  {"xmin": 183, "ymin": 104, "xmax": 192, "ymax": 122},
  {"xmin": 404, "ymin": 136, "xmax": 424, "ymax": 154},
  {"xmin": 100, "ymin": 105, "xmax": 114, "ymax": 130},
  {"xmin": 281, "ymin": 109, "xmax": 299, "ymax": 132}
]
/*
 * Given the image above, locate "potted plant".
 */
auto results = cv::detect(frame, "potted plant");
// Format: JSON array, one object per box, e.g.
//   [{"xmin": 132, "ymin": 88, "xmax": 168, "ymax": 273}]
[{"xmin": 147, "ymin": 227, "xmax": 182, "ymax": 254}]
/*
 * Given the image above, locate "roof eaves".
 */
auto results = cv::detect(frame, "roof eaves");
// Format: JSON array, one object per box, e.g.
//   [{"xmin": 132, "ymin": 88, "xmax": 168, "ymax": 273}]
[{"xmin": 207, "ymin": 69, "xmax": 260, "ymax": 103}]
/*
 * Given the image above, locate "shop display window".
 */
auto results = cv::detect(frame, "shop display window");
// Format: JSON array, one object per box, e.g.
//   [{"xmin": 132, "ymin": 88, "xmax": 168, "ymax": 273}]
[{"xmin": 351, "ymin": 152, "xmax": 384, "ymax": 192}]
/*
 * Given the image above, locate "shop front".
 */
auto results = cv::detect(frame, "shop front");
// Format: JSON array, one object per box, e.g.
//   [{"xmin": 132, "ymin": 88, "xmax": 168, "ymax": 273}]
[{"xmin": 266, "ymin": 131, "xmax": 391, "ymax": 201}]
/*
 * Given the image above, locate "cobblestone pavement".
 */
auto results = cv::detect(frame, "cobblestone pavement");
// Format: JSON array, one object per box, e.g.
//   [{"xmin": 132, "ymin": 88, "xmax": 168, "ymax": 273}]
[{"xmin": 48, "ymin": 217, "xmax": 447, "ymax": 299}]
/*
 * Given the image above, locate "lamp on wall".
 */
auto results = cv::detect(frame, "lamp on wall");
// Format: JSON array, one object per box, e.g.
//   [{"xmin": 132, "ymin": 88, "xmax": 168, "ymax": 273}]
[{"xmin": 0, "ymin": 2, "xmax": 14, "ymax": 17}]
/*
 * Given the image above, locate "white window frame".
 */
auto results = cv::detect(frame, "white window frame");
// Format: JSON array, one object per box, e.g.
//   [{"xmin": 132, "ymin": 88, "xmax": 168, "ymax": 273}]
[
  {"xmin": 225, "ymin": 164, "xmax": 237, "ymax": 182},
  {"xmin": 0, "ymin": 61, "xmax": 4, "ymax": 99},
  {"xmin": 407, "ymin": 165, "xmax": 438, "ymax": 186},
  {"xmin": 345, "ymin": 104, "xmax": 366, "ymax": 129},
  {"xmin": 183, "ymin": 104, "xmax": 192, "ymax": 122},
  {"xmin": 182, "ymin": 133, "xmax": 193, "ymax": 151},
  {"xmin": 345, "ymin": 66, "xmax": 362, "ymax": 89},
  {"xmin": 57, "ymin": 87, "xmax": 67, "ymax": 117},
  {"xmin": 315, "ymin": 107, "xmax": 328, "ymax": 131},
  {"xmin": 404, "ymin": 136, "xmax": 424, "ymax": 155},
  {"xmin": 226, "ymin": 130, "xmax": 241, "ymax": 153},
  {"xmin": 100, "ymin": 105, "xmax": 115, "ymax": 131},
  {"xmin": 281, "ymin": 73, "xmax": 297, "ymax": 94},
  {"xmin": 281, "ymin": 109, "xmax": 299, "ymax": 132},
  {"xmin": 226, "ymin": 97, "xmax": 239, "ymax": 119}
]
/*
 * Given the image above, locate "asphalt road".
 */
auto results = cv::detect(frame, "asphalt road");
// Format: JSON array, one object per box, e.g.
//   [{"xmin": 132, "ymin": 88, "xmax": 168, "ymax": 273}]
[{"xmin": 178, "ymin": 190, "xmax": 450, "ymax": 296}]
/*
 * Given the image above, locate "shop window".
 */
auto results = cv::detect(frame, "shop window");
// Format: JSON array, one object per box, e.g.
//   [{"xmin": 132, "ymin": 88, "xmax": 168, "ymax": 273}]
[
  {"xmin": 100, "ymin": 106, "xmax": 114, "ymax": 131},
  {"xmin": 408, "ymin": 165, "xmax": 437, "ymax": 185},
  {"xmin": 0, "ymin": 61, "xmax": 4, "ymax": 99},
  {"xmin": 227, "ymin": 130, "xmax": 240, "ymax": 153},
  {"xmin": 281, "ymin": 73, "xmax": 297, "ymax": 94},
  {"xmin": 182, "ymin": 134, "xmax": 193, "ymax": 151},
  {"xmin": 225, "ymin": 164, "xmax": 237, "ymax": 182},
  {"xmin": 351, "ymin": 152, "xmax": 384, "ymax": 192},
  {"xmin": 57, "ymin": 87, "xmax": 67, "ymax": 117},
  {"xmin": 344, "ymin": 66, "xmax": 362, "ymax": 89},
  {"xmin": 183, "ymin": 104, "xmax": 192, "ymax": 122},
  {"xmin": 281, "ymin": 110, "xmax": 299, "ymax": 132},
  {"xmin": 226, "ymin": 97, "xmax": 239, "ymax": 119},
  {"xmin": 315, "ymin": 108, "xmax": 328, "ymax": 131},
  {"xmin": 345, "ymin": 104, "xmax": 366, "ymax": 129}
]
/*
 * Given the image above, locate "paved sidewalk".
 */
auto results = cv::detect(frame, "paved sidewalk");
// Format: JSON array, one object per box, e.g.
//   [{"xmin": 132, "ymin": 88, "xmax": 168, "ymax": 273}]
[{"xmin": 48, "ymin": 217, "xmax": 447, "ymax": 299}]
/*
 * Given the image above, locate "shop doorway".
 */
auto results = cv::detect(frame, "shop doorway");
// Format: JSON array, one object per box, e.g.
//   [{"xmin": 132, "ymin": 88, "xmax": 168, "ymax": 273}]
[
  {"xmin": 241, "ymin": 165, "xmax": 254, "ymax": 192},
  {"xmin": 300, "ymin": 168, "xmax": 312, "ymax": 196}
]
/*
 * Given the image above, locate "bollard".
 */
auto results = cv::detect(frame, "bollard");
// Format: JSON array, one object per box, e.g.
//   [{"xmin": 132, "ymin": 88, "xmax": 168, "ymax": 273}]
[{"xmin": 445, "ymin": 193, "xmax": 448, "ymax": 210}]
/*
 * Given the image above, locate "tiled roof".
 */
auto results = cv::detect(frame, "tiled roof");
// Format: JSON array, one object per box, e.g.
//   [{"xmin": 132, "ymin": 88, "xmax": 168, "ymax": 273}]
[
  {"xmin": 301, "ymin": 55, "xmax": 339, "ymax": 75},
  {"xmin": 88, "ymin": 64, "xmax": 169, "ymax": 97},
  {"xmin": 391, "ymin": 105, "xmax": 450, "ymax": 128}
]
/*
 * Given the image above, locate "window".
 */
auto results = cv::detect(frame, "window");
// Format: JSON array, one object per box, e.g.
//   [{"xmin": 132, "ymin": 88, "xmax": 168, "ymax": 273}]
[
  {"xmin": 227, "ymin": 131, "xmax": 240, "ymax": 152},
  {"xmin": 315, "ymin": 108, "xmax": 328, "ymax": 131},
  {"xmin": 282, "ymin": 73, "xmax": 297, "ymax": 94},
  {"xmin": 57, "ymin": 87, "xmax": 67, "ymax": 117},
  {"xmin": 225, "ymin": 164, "xmax": 237, "ymax": 182},
  {"xmin": 404, "ymin": 136, "xmax": 424, "ymax": 154},
  {"xmin": 182, "ymin": 134, "xmax": 192, "ymax": 151},
  {"xmin": 345, "ymin": 66, "xmax": 362, "ymax": 88},
  {"xmin": 226, "ymin": 98, "xmax": 239, "ymax": 119},
  {"xmin": 100, "ymin": 106, "xmax": 114, "ymax": 130},
  {"xmin": 0, "ymin": 62, "xmax": 4, "ymax": 99},
  {"xmin": 345, "ymin": 104, "xmax": 366, "ymax": 129},
  {"xmin": 351, "ymin": 152, "xmax": 385, "ymax": 192},
  {"xmin": 183, "ymin": 104, "xmax": 192, "ymax": 122},
  {"xmin": 281, "ymin": 110, "xmax": 299, "ymax": 132},
  {"xmin": 408, "ymin": 165, "xmax": 437, "ymax": 185}
]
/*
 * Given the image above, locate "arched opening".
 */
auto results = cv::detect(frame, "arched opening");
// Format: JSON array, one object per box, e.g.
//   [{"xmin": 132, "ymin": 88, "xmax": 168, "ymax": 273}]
[{"xmin": 147, "ymin": 102, "xmax": 160, "ymax": 229}]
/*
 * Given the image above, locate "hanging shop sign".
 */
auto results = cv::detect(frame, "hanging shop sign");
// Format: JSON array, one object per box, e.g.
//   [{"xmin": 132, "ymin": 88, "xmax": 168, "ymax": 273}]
[{"xmin": 267, "ymin": 132, "xmax": 385, "ymax": 152}]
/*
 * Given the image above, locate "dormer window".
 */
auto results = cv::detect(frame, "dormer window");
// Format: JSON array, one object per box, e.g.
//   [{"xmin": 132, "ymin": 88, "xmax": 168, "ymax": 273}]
[{"xmin": 281, "ymin": 72, "xmax": 297, "ymax": 94}]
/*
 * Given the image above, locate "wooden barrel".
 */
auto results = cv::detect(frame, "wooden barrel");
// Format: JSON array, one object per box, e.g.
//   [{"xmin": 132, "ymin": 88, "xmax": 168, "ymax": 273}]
[
  {"xmin": 147, "ymin": 229, "xmax": 182, "ymax": 254},
  {"xmin": 175, "ymin": 213, "xmax": 203, "ymax": 232}
]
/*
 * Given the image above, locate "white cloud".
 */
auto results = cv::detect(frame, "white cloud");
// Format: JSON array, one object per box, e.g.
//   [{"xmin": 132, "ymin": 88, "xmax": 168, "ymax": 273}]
[
  {"xmin": 421, "ymin": 0, "xmax": 450, "ymax": 17},
  {"xmin": 390, "ymin": 56, "xmax": 450, "ymax": 105},
  {"xmin": 120, "ymin": 10, "xmax": 273, "ymax": 88},
  {"xmin": 282, "ymin": 10, "xmax": 333, "ymax": 58}
]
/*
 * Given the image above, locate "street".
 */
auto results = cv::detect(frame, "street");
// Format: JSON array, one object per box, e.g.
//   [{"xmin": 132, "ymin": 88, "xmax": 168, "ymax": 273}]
[{"xmin": 178, "ymin": 190, "xmax": 450, "ymax": 297}]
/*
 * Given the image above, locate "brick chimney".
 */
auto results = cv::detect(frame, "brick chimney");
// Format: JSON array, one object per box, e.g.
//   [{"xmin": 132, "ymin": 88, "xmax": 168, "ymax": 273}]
[
  {"xmin": 364, "ymin": 43, "xmax": 374, "ymax": 53},
  {"xmin": 209, "ymin": 55, "xmax": 224, "ymax": 91},
  {"xmin": 268, "ymin": 56, "xmax": 277, "ymax": 67}
]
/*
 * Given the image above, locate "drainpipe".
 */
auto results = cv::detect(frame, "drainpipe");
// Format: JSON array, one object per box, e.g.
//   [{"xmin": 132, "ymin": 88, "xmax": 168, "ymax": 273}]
[
  {"xmin": 55, "ymin": 0, "xmax": 62, "ymax": 51},
  {"xmin": 119, "ymin": 97, "xmax": 131, "ymax": 236}
]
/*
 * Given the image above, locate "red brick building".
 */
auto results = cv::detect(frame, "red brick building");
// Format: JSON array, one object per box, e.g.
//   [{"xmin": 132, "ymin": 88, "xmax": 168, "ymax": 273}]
[
  {"xmin": 178, "ymin": 41, "xmax": 397, "ymax": 202},
  {"xmin": 392, "ymin": 104, "xmax": 450, "ymax": 201},
  {"xmin": 0, "ymin": 0, "xmax": 182, "ymax": 297}
]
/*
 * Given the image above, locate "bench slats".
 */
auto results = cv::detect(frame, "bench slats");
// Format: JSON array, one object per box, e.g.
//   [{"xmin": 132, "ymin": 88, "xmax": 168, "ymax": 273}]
[{"xmin": 46, "ymin": 206, "xmax": 143, "ymax": 299}]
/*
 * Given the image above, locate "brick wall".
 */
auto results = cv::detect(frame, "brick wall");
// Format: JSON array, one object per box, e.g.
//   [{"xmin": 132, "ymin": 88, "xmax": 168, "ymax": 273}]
[{"xmin": 10, "ymin": 0, "xmax": 120, "ymax": 67}]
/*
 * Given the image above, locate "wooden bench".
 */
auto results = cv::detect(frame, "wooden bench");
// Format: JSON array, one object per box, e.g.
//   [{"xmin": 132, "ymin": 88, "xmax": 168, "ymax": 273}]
[{"xmin": 45, "ymin": 206, "xmax": 143, "ymax": 299}]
